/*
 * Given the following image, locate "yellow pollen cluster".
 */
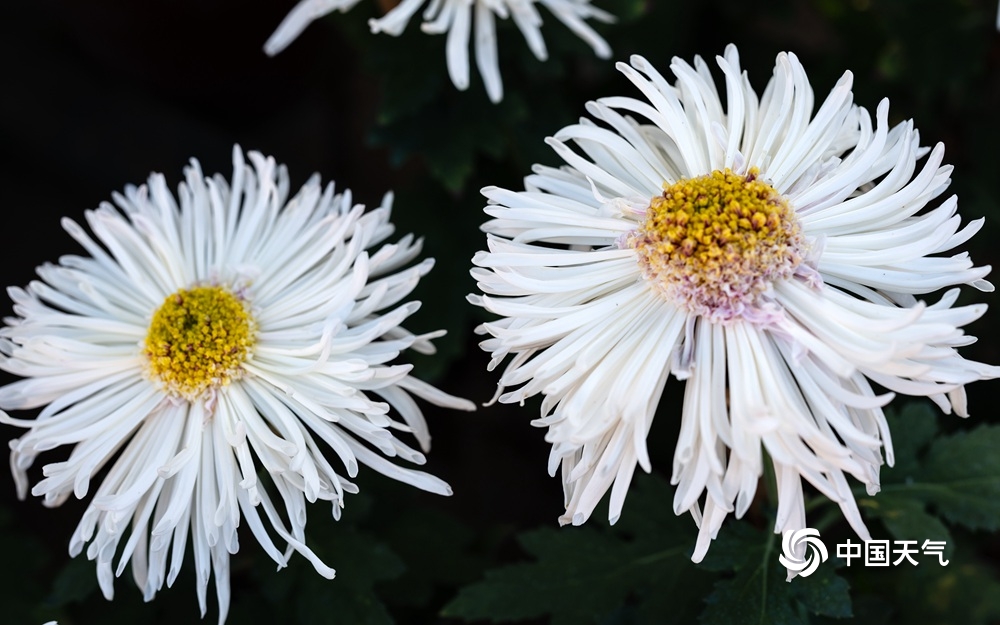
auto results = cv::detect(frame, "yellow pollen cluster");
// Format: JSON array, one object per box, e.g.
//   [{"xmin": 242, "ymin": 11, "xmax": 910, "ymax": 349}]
[
  {"xmin": 144, "ymin": 286, "xmax": 255, "ymax": 399},
  {"xmin": 629, "ymin": 168, "xmax": 804, "ymax": 321}
]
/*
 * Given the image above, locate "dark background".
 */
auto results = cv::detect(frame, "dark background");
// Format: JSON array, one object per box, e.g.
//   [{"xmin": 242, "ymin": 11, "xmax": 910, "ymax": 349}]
[{"xmin": 2, "ymin": 0, "xmax": 1000, "ymax": 623}]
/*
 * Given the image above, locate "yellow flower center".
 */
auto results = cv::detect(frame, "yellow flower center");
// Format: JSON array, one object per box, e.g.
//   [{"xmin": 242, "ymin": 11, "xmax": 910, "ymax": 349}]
[
  {"xmin": 627, "ymin": 168, "xmax": 804, "ymax": 322},
  {"xmin": 144, "ymin": 286, "xmax": 255, "ymax": 399}
]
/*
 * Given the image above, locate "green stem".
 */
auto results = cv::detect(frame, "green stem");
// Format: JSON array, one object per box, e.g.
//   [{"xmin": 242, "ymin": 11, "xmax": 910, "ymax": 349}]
[{"xmin": 759, "ymin": 529, "xmax": 777, "ymax": 625}]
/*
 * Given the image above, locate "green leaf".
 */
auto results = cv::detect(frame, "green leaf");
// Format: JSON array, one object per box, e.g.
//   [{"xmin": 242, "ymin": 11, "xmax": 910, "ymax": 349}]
[
  {"xmin": 247, "ymin": 489, "xmax": 405, "ymax": 625},
  {"xmin": 445, "ymin": 527, "xmax": 640, "ymax": 624},
  {"xmin": 792, "ymin": 567, "xmax": 852, "ymax": 619},
  {"xmin": 883, "ymin": 401, "xmax": 938, "ymax": 477},
  {"xmin": 860, "ymin": 402, "xmax": 1000, "ymax": 539},
  {"xmin": 843, "ymin": 540, "xmax": 1000, "ymax": 625},
  {"xmin": 701, "ymin": 566, "xmax": 796, "ymax": 625},
  {"xmin": 696, "ymin": 522, "xmax": 762, "ymax": 573},
  {"xmin": 914, "ymin": 426, "xmax": 1000, "ymax": 530},
  {"xmin": 858, "ymin": 497, "xmax": 952, "ymax": 560},
  {"xmin": 699, "ymin": 525, "xmax": 851, "ymax": 625},
  {"xmin": 297, "ymin": 575, "xmax": 396, "ymax": 625},
  {"xmin": 377, "ymin": 506, "xmax": 483, "ymax": 609},
  {"xmin": 370, "ymin": 88, "xmax": 529, "ymax": 192},
  {"xmin": 442, "ymin": 473, "xmax": 710, "ymax": 625},
  {"xmin": 294, "ymin": 526, "xmax": 405, "ymax": 625}
]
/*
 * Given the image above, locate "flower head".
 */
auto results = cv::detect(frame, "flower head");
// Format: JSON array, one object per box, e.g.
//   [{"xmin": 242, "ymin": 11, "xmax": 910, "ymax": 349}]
[
  {"xmin": 1, "ymin": 146, "xmax": 474, "ymax": 623},
  {"xmin": 264, "ymin": 0, "xmax": 614, "ymax": 103},
  {"xmin": 470, "ymin": 45, "xmax": 999, "ymax": 562}
]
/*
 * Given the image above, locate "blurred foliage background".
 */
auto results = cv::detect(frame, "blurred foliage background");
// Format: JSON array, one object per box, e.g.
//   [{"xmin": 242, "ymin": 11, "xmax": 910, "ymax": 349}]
[{"xmin": 3, "ymin": 0, "xmax": 1000, "ymax": 623}]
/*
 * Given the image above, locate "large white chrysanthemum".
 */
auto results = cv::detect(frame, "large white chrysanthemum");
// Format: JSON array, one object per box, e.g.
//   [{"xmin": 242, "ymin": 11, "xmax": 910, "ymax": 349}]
[
  {"xmin": 0, "ymin": 147, "xmax": 474, "ymax": 623},
  {"xmin": 264, "ymin": 0, "xmax": 613, "ymax": 103},
  {"xmin": 469, "ymin": 45, "xmax": 999, "ymax": 563}
]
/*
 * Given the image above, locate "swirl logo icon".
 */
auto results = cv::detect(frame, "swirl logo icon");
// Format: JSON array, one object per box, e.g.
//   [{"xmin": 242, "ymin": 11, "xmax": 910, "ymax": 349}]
[{"xmin": 778, "ymin": 528, "xmax": 828, "ymax": 578}]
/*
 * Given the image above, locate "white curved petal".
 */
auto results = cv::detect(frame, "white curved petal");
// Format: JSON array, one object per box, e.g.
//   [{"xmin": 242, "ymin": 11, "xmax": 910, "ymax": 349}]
[
  {"xmin": 268, "ymin": 0, "xmax": 615, "ymax": 101},
  {"xmin": 471, "ymin": 46, "xmax": 996, "ymax": 564},
  {"xmin": 0, "ymin": 146, "xmax": 471, "ymax": 623}
]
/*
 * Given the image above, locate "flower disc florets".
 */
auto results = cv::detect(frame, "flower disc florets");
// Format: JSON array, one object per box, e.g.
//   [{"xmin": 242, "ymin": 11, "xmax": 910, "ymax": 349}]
[
  {"xmin": 144, "ymin": 285, "xmax": 255, "ymax": 400},
  {"xmin": 627, "ymin": 168, "xmax": 805, "ymax": 322}
]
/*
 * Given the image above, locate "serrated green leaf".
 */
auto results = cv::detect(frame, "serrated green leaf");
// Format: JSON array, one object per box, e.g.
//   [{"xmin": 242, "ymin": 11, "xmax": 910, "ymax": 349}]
[
  {"xmin": 791, "ymin": 566, "xmax": 852, "ymax": 619},
  {"xmin": 883, "ymin": 401, "xmax": 938, "ymax": 477},
  {"xmin": 377, "ymin": 506, "xmax": 482, "ymax": 608},
  {"xmin": 443, "ymin": 474, "xmax": 709, "ymax": 625},
  {"xmin": 864, "ymin": 403, "xmax": 1000, "ymax": 534},
  {"xmin": 370, "ymin": 87, "xmax": 530, "ymax": 192},
  {"xmin": 814, "ymin": 595, "xmax": 894, "ymax": 625},
  {"xmin": 696, "ymin": 522, "xmax": 761, "ymax": 573},
  {"xmin": 248, "ymin": 493, "xmax": 404, "ymax": 625},
  {"xmin": 444, "ymin": 526, "xmax": 680, "ymax": 625},
  {"xmin": 913, "ymin": 426, "xmax": 1000, "ymax": 531},
  {"xmin": 295, "ymin": 526, "xmax": 404, "ymax": 625},
  {"xmin": 845, "ymin": 541, "xmax": 1000, "ymax": 625},
  {"xmin": 297, "ymin": 576, "xmax": 396, "ymax": 625},
  {"xmin": 699, "ymin": 526, "xmax": 851, "ymax": 625},
  {"xmin": 859, "ymin": 496, "xmax": 953, "ymax": 560},
  {"xmin": 701, "ymin": 568, "xmax": 800, "ymax": 625}
]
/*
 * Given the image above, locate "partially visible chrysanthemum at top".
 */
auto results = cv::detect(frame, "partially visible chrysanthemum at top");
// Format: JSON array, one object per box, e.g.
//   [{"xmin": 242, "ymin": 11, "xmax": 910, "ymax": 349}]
[
  {"xmin": 265, "ymin": 0, "xmax": 613, "ymax": 103},
  {"xmin": 0, "ymin": 146, "xmax": 474, "ymax": 624},
  {"xmin": 469, "ymin": 45, "xmax": 999, "ymax": 565}
]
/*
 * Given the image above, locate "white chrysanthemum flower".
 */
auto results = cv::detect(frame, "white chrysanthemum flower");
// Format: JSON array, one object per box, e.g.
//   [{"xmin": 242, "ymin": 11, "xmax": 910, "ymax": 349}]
[
  {"xmin": 264, "ymin": 0, "xmax": 613, "ymax": 103},
  {"xmin": 470, "ymin": 45, "xmax": 999, "ymax": 563},
  {"xmin": 0, "ymin": 146, "xmax": 474, "ymax": 623}
]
